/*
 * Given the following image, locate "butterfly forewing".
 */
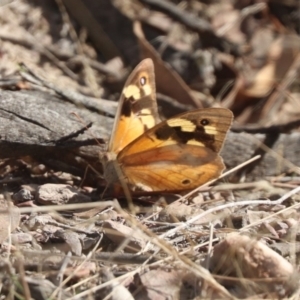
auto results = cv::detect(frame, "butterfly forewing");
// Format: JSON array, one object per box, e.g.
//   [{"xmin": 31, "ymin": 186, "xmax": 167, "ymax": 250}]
[{"xmin": 108, "ymin": 59, "xmax": 159, "ymax": 154}]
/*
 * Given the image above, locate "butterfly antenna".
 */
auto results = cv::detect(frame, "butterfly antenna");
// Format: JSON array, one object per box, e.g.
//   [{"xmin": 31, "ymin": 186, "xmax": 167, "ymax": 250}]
[
  {"xmin": 100, "ymin": 184, "xmax": 109, "ymax": 199},
  {"xmin": 70, "ymin": 112, "xmax": 103, "ymax": 146}
]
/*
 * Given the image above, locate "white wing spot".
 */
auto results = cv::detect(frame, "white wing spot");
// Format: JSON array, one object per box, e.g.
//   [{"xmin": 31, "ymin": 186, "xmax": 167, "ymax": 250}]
[
  {"xmin": 167, "ymin": 118, "xmax": 196, "ymax": 132},
  {"xmin": 204, "ymin": 125, "xmax": 218, "ymax": 135},
  {"xmin": 187, "ymin": 139, "xmax": 205, "ymax": 147},
  {"xmin": 123, "ymin": 85, "xmax": 140, "ymax": 100},
  {"xmin": 140, "ymin": 76, "xmax": 146, "ymax": 85},
  {"xmin": 142, "ymin": 83, "xmax": 151, "ymax": 96}
]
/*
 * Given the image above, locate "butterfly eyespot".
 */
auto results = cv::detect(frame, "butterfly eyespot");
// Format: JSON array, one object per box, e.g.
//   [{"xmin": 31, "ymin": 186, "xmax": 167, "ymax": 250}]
[
  {"xmin": 182, "ymin": 179, "xmax": 191, "ymax": 185},
  {"xmin": 200, "ymin": 119, "xmax": 209, "ymax": 126},
  {"xmin": 140, "ymin": 76, "xmax": 147, "ymax": 86}
]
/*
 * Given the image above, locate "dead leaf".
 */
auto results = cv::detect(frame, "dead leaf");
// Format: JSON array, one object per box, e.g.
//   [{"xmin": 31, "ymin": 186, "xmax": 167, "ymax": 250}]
[
  {"xmin": 56, "ymin": 230, "xmax": 82, "ymax": 256},
  {"xmin": 64, "ymin": 262, "xmax": 96, "ymax": 279},
  {"xmin": 26, "ymin": 215, "xmax": 54, "ymax": 231},
  {"xmin": 11, "ymin": 233, "xmax": 32, "ymax": 245},
  {"xmin": 36, "ymin": 184, "xmax": 91, "ymax": 205},
  {"xmin": 133, "ymin": 21, "xmax": 200, "ymax": 108},
  {"xmin": 133, "ymin": 269, "xmax": 186, "ymax": 300},
  {"xmin": 158, "ymin": 202, "xmax": 202, "ymax": 222},
  {"xmin": 17, "ymin": 276, "xmax": 72, "ymax": 299},
  {"xmin": 100, "ymin": 267, "xmax": 134, "ymax": 300},
  {"xmin": 244, "ymin": 36, "xmax": 299, "ymax": 98},
  {"xmin": 103, "ymin": 220, "xmax": 147, "ymax": 253}
]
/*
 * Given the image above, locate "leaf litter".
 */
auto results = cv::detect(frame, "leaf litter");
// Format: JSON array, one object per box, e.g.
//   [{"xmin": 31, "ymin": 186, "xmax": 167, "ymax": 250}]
[{"xmin": 0, "ymin": 0, "xmax": 300, "ymax": 299}]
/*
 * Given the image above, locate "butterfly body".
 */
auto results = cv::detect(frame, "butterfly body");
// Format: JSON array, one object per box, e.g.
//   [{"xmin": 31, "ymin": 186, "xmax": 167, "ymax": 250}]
[{"xmin": 101, "ymin": 59, "xmax": 233, "ymax": 193}]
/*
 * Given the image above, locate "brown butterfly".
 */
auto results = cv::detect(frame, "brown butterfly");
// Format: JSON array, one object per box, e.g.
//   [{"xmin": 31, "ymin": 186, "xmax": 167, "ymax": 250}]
[{"xmin": 101, "ymin": 59, "xmax": 233, "ymax": 193}]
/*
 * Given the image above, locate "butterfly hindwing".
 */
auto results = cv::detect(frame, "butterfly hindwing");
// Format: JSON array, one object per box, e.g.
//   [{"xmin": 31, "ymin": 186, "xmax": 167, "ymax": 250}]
[
  {"xmin": 120, "ymin": 144, "xmax": 223, "ymax": 191},
  {"xmin": 118, "ymin": 108, "xmax": 233, "ymax": 191}
]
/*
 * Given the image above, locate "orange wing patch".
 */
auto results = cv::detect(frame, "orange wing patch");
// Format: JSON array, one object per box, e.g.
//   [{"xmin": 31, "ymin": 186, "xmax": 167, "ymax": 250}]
[
  {"xmin": 108, "ymin": 59, "xmax": 159, "ymax": 154},
  {"xmin": 122, "ymin": 145, "xmax": 223, "ymax": 191}
]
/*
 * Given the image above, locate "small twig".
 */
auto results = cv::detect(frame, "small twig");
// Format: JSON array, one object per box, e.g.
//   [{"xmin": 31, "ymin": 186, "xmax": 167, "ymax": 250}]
[
  {"xmin": 53, "ymin": 122, "xmax": 93, "ymax": 145},
  {"xmin": 0, "ymin": 31, "xmax": 78, "ymax": 80},
  {"xmin": 243, "ymin": 133, "xmax": 300, "ymax": 175},
  {"xmin": 261, "ymin": 53, "xmax": 300, "ymax": 122},
  {"xmin": 205, "ymin": 223, "xmax": 214, "ymax": 269},
  {"xmin": 139, "ymin": 0, "xmax": 239, "ymax": 54},
  {"xmin": 56, "ymin": 251, "xmax": 72, "ymax": 300},
  {"xmin": 61, "ymin": 0, "xmax": 120, "ymax": 60},
  {"xmin": 17, "ymin": 201, "xmax": 117, "ymax": 215},
  {"xmin": 55, "ymin": 0, "xmax": 101, "ymax": 98},
  {"xmin": 240, "ymin": 196, "xmax": 300, "ymax": 231},
  {"xmin": 21, "ymin": 249, "xmax": 154, "ymax": 267},
  {"xmin": 161, "ymin": 185, "xmax": 300, "ymax": 239},
  {"xmin": 50, "ymin": 235, "xmax": 103, "ymax": 299},
  {"xmin": 139, "ymin": 0, "xmax": 211, "ymax": 33},
  {"xmin": 19, "ymin": 63, "xmax": 117, "ymax": 116},
  {"xmin": 16, "ymin": 257, "xmax": 31, "ymax": 300},
  {"xmin": 232, "ymin": 118, "xmax": 300, "ymax": 134},
  {"xmin": 216, "ymin": 3, "xmax": 266, "ymax": 36}
]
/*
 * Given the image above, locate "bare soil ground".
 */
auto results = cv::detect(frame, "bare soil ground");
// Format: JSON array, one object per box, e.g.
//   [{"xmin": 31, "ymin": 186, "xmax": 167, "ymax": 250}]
[{"xmin": 0, "ymin": 0, "xmax": 300, "ymax": 299}]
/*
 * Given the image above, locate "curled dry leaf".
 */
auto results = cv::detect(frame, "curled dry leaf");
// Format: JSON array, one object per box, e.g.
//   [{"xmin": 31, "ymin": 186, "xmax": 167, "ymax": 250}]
[
  {"xmin": 55, "ymin": 230, "xmax": 82, "ymax": 256},
  {"xmin": 133, "ymin": 269, "xmax": 184, "ymax": 300},
  {"xmin": 12, "ymin": 187, "xmax": 35, "ymax": 203},
  {"xmin": 132, "ymin": 268, "xmax": 203, "ymax": 300},
  {"xmin": 133, "ymin": 21, "xmax": 199, "ymax": 108},
  {"xmin": 243, "ymin": 36, "xmax": 298, "ymax": 98},
  {"xmin": 103, "ymin": 220, "xmax": 147, "ymax": 253},
  {"xmin": 26, "ymin": 215, "xmax": 55, "ymax": 232},
  {"xmin": 100, "ymin": 267, "xmax": 134, "ymax": 300},
  {"xmin": 36, "ymin": 184, "xmax": 91, "ymax": 205},
  {"xmin": 16, "ymin": 277, "xmax": 72, "ymax": 300},
  {"xmin": 64, "ymin": 262, "xmax": 97, "ymax": 280},
  {"xmin": 158, "ymin": 202, "xmax": 203, "ymax": 222},
  {"xmin": 209, "ymin": 233, "xmax": 297, "ymax": 297},
  {"xmin": 10, "ymin": 232, "xmax": 33, "ymax": 245}
]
